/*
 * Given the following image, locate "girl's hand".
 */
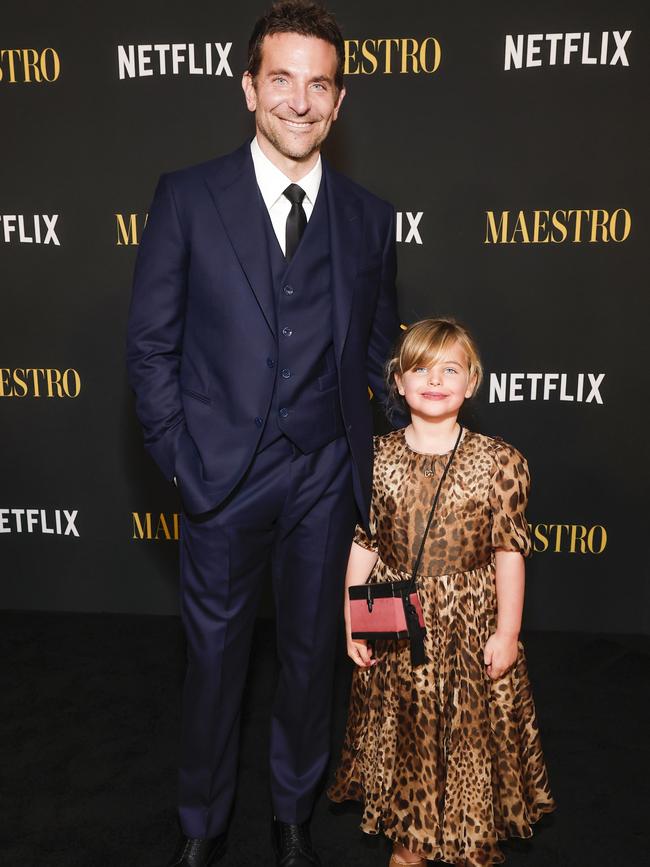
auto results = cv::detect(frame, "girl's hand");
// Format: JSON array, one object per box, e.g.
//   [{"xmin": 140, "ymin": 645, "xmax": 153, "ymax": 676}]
[
  {"xmin": 484, "ymin": 631, "xmax": 518, "ymax": 679},
  {"xmin": 347, "ymin": 635, "xmax": 375, "ymax": 668}
]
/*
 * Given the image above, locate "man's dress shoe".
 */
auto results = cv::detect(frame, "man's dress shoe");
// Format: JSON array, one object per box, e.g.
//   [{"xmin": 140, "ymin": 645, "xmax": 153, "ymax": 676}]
[
  {"xmin": 272, "ymin": 819, "xmax": 321, "ymax": 866},
  {"xmin": 166, "ymin": 834, "xmax": 226, "ymax": 867}
]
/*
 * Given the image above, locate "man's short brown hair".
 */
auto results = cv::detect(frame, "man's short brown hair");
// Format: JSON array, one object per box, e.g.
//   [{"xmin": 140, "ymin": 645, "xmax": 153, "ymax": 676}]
[{"xmin": 247, "ymin": 1, "xmax": 345, "ymax": 91}]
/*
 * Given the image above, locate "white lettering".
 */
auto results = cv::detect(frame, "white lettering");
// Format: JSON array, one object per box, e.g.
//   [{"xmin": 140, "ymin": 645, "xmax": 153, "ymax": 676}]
[
  {"xmin": 559, "ymin": 373, "xmax": 574, "ymax": 401},
  {"xmin": 586, "ymin": 373, "xmax": 605, "ymax": 404},
  {"xmin": 504, "ymin": 34, "xmax": 524, "ymax": 70},
  {"xmin": 546, "ymin": 33, "xmax": 562, "ymax": 65},
  {"xmin": 2, "ymin": 215, "xmax": 16, "ymax": 242},
  {"xmin": 543, "ymin": 373, "xmax": 559, "ymax": 399},
  {"xmin": 527, "ymin": 372, "xmax": 542, "ymax": 400},
  {"xmin": 63, "ymin": 509, "xmax": 79, "ymax": 537},
  {"xmin": 509, "ymin": 373, "xmax": 524, "ymax": 401},
  {"xmin": 563, "ymin": 33, "xmax": 581, "ymax": 64},
  {"xmin": 214, "ymin": 42, "xmax": 233, "ymax": 77},
  {"xmin": 611, "ymin": 30, "xmax": 631, "ymax": 66},
  {"xmin": 137, "ymin": 44, "xmax": 153, "ymax": 77},
  {"xmin": 42, "ymin": 214, "xmax": 60, "ymax": 245},
  {"xmin": 581, "ymin": 32, "xmax": 597, "ymax": 64},
  {"xmin": 172, "ymin": 43, "xmax": 186, "ymax": 74},
  {"xmin": 489, "ymin": 373, "xmax": 507, "ymax": 403},
  {"xmin": 404, "ymin": 211, "xmax": 423, "ymax": 244},
  {"xmin": 526, "ymin": 34, "xmax": 543, "ymax": 67},
  {"xmin": 154, "ymin": 43, "xmax": 170, "ymax": 75},
  {"xmin": 117, "ymin": 44, "xmax": 136, "ymax": 80}
]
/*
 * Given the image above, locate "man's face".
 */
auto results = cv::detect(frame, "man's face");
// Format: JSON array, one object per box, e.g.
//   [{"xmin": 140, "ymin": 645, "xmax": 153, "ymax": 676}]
[{"xmin": 242, "ymin": 32, "xmax": 345, "ymax": 169}]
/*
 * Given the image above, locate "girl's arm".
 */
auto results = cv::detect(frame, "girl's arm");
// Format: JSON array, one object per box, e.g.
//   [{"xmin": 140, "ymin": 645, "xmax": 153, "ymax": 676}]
[
  {"xmin": 484, "ymin": 549, "xmax": 525, "ymax": 679},
  {"xmin": 344, "ymin": 541, "xmax": 379, "ymax": 668}
]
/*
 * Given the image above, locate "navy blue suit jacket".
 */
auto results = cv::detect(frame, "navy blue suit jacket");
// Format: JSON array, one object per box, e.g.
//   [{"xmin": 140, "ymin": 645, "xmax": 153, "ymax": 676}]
[{"xmin": 127, "ymin": 142, "xmax": 400, "ymax": 518}]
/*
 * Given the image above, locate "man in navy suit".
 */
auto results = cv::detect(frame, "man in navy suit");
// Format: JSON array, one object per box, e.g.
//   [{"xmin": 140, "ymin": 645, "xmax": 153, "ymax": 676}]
[{"xmin": 127, "ymin": 2, "xmax": 400, "ymax": 865}]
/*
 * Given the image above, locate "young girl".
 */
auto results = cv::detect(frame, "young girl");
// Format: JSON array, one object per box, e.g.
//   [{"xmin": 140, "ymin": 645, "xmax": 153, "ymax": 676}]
[{"xmin": 329, "ymin": 319, "xmax": 555, "ymax": 866}]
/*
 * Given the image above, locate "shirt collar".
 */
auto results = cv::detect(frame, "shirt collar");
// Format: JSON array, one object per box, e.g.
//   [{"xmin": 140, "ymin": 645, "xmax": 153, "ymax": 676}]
[{"xmin": 250, "ymin": 136, "xmax": 322, "ymax": 210}]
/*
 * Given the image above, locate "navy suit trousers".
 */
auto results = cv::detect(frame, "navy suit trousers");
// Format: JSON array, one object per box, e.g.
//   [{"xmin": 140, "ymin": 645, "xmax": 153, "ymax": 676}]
[{"xmin": 177, "ymin": 434, "xmax": 357, "ymax": 838}]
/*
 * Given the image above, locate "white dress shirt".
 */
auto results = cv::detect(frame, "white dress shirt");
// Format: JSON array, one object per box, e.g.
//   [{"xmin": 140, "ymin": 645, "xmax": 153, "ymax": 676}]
[{"xmin": 250, "ymin": 136, "xmax": 322, "ymax": 255}]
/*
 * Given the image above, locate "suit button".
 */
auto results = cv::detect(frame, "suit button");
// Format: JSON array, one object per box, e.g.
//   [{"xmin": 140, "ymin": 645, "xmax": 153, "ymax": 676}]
[
  {"xmin": 281, "ymin": 368, "xmax": 291, "ymax": 379},
  {"xmin": 283, "ymin": 285, "xmax": 294, "ymax": 296},
  {"xmin": 267, "ymin": 358, "xmax": 275, "ymax": 368},
  {"xmin": 282, "ymin": 326, "xmax": 293, "ymax": 337},
  {"xmin": 279, "ymin": 407, "xmax": 289, "ymax": 419},
  {"xmin": 255, "ymin": 416, "xmax": 264, "ymax": 428}
]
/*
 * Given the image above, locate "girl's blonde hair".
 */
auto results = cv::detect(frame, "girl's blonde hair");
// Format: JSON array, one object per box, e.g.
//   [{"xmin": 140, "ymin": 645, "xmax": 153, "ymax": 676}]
[{"xmin": 386, "ymin": 318, "xmax": 483, "ymax": 418}]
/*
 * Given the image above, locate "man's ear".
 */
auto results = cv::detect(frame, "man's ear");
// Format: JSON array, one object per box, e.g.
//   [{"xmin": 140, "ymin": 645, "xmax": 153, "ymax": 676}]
[
  {"xmin": 332, "ymin": 86, "xmax": 346, "ymax": 121},
  {"xmin": 242, "ymin": 71, "xmax": 257, "ymax": 112}
]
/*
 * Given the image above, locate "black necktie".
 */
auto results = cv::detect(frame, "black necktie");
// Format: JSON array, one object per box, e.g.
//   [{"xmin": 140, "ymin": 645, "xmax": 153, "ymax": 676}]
[{"xmin": 283, "ymin": 184, "xmax": 307, "ymax": 262}]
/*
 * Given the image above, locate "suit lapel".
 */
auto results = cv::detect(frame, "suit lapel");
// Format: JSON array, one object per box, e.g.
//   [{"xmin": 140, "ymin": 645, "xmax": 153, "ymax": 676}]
[
  {"xmin": 203, "ymin": 144, "xmax": 276, "ymax": 336},
  {"xmin": 324, "ymin": 162, "xmax": 363, "ymax": 360}
]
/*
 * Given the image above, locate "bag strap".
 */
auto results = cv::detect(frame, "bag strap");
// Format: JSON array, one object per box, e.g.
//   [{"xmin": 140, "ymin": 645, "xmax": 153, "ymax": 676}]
[
  {"xmin": 407, "ymin": 424, "xmax": 463, "ymax": 595},
  {"xmin": 402, "ymin": 424, "xmax": 463, "ymax": 667}
]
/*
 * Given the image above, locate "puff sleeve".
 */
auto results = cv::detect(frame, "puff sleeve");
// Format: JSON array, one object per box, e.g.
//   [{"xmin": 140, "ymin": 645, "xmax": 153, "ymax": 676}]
[{"xmin": 488, "ymin": 443, "xmax": 532, "ymax": 557}]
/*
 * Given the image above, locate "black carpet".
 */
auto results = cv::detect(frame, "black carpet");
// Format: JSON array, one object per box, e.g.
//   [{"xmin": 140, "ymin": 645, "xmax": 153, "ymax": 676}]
[{"xmin": 2, "ymin": 612, "xmax": 649, "ymax": 866}]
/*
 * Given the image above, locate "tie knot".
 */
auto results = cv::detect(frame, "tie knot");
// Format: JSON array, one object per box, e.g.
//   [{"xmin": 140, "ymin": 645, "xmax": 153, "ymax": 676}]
[{"xmin": 283, "ymin": 183, "xmax": 306, "ymax": 206}]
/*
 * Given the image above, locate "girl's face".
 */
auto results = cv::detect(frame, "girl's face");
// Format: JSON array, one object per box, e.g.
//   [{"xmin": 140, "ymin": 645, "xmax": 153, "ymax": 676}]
[{"xmin": 395, "ymin": 340, "xmax": 475, "ymax": 421}]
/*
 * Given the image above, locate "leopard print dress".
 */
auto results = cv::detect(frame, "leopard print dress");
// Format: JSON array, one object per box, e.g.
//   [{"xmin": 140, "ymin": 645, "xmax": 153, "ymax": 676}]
[{"xmin": 328, "ymin": 428, "xmax": 555, "ymax": 865}]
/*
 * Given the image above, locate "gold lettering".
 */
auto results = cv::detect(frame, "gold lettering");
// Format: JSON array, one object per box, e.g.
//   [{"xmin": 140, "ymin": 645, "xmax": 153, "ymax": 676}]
[
  {"xmin": 27, "ymin": 368, "xmax": 44, "ymax": 397},
  {"xmin": 609, "ymin": 208, "xmax": 631, "ymax": 242},
  {"xmin": 484, "ymin": 210, "xmax": 509, "ymax": 244},
  {"xmin": 551, "ymin": 209, "xmax": 568, "ymax": 243},
  {"xmin": 569, "ymin": 524, "xmax": 588, "ymax": 554},
  {"xmin": 40, "ymin": 48, "xmax": 60, "ymax": 82},
  {"xmin": 0, "ymin": 49, "xmax": 19, "ymax": 83},
  {"xmin": 46, "ymin": 368, "xmax": 63, "ymax": 398},
  {"xmin": 510, "ymin": 210, "xmax": 530, "ymax": 243},
  {"xmin": 419, "ymin": 37, "xmax": 441, "ymax": 73},
  {"xmin": 551, "ymin": 524, "xmax": 569, "ymax": 553},
  {"xmin": 590, "ymin": 208, "xmax": 609, "ymax": 243},
  {"xmin": 360, "ymin": 39, "xmax": 378, "ymax": 74},
  {"xmin": 344, "ymin": 39, "xmax": 360, "ymax": 75},
  {"xmin": 154, "ymin": 513, "xmax": 171, "ymax": 541},
  {"xmin": 116, "ymin": 213, "xmax": 139, "ymax": 246},
  {"xmin": 587, "ymin": 525, "xmax": 607, "ymax": 554},
  {"xmin": 22, "ymin": 48, "xmax": 42, "ymax": 83},
  {"xmin": 532, "ymin": 523, "xmax": 549, "ymax": 553},
  {"xmin": 0, "ymin": 368, "xmax": 12, "ymax": 396},
  {"xmin": 568, "ymin": 209, "xmax": 589, "ymax": 242},
  {"xmin": 132, "ymin": 512, "xmax": 153, "ymax": 540},
  {"xmin": 400, "ymin": 37, "xmax": 419, "ymax": 73},
  {"xmin": 11, "ymin": 368, "xmax": 28, "ymax": 397},
  {"xmin": 376, "ymin": 38, "xmax": 399, "ymax": 73},
  {"xmin": 533, "ymin": 210, "xmax": 550, "ymax": 243},
  {"xmin": 62, "ymin": 368, "xmax": 81, "ymax": 398}
]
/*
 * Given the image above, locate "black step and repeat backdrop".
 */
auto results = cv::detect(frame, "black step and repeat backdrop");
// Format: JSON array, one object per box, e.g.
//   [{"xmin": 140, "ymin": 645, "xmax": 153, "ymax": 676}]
[{"xmin": 2, "ymin": 1, "xmax": 648, "ymax": 633}]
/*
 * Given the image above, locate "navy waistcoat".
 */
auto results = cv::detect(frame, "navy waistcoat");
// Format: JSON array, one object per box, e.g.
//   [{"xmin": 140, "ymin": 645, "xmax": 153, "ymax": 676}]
[{"xmin": 257, "ymin": 176, "xmax": 345, "ymax": 453}]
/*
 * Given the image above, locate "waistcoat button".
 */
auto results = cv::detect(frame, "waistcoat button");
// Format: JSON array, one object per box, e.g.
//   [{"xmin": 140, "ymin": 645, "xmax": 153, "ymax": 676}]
[
  {"xmin": 281, "ymin": 368, "xmax": 291, "ymax": 379},
  {"xmin": 283, "ymin": 285, "xmax": 294, "ymax": 296},
  {"xmin": 279, "ymin": 407, "xmax": 289, "ymax": 419},
  {"xmin": 282, "ymin": 326, "xmax": 293, "ymax": 337}
]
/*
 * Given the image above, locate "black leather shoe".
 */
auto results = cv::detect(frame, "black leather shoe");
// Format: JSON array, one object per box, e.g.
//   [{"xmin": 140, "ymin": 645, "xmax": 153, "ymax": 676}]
[
  {"xmin": 166, "ymin": 834, "xmax": 226, "ymax": 867},
  {"xmin": 272, "ymin": 819, "xmax": 321, "ymax": 866}
]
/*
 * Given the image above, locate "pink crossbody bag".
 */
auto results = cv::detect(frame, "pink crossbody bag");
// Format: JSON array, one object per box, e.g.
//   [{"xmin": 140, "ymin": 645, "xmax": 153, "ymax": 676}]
[{"xmin": 348, "ymin": 426, "xmax": 462, "ymax": 667}]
